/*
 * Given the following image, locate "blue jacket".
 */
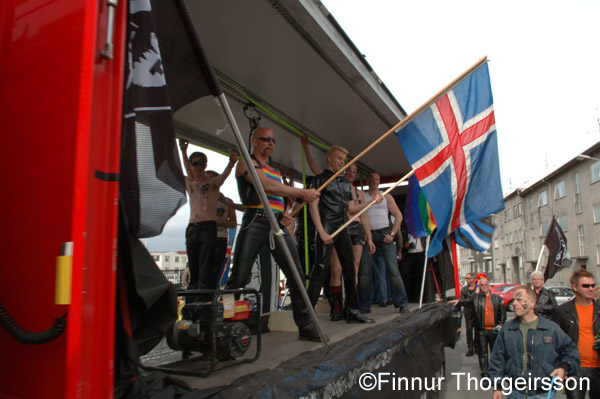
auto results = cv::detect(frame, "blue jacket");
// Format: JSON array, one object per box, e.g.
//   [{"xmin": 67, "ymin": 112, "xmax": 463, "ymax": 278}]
[{"xmin": 488, "ymin": 316, "xmax": 580, "ymax": 382}]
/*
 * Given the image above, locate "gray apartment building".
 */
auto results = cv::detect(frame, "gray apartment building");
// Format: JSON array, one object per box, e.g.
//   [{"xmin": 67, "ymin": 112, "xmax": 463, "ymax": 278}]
[{"xmin": 492, "ymin": 142, "xmax": 600, "ymax": 286}]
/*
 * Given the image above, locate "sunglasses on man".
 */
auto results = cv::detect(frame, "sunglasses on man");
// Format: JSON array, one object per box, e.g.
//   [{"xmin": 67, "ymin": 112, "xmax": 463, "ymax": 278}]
[
  {"xmin": 581, "ymin": 283, "xmax": 596, "ymax": 289},
  {"xmin": 191, "ymin": 160, "xmax": 206, "ymax": 167},
  {"xmin": 256, "ymin": 136, "xmax": 276, "ymax": 144}
]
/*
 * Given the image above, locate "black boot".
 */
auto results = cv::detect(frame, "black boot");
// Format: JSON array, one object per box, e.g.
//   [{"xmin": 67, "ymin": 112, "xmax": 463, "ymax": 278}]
[
  {"xmin": 346, "ymin": 308, "xmax": 375, "ymax": 324},
  {"xmin": 478, "ymin": 354, "xmax": 489, "ymax": 378},
  {"xmin": 330, "ymin": 285, "xmax": 343, "ymax": 321}
]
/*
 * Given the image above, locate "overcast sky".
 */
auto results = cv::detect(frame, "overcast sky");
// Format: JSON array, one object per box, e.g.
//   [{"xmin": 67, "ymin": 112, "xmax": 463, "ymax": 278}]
[{"xmin": 146, "ymin": 0, "xmax": 600, "ymax": 252}]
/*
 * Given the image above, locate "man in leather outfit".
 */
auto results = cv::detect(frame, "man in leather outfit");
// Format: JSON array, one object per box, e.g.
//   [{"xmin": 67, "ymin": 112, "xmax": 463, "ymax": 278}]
[
  {"xmin": 451, "ymin": 275, "xmax": 506, "ymax": 377},
  {"xmin": 460, "ymin": 273, "xmax": 477, "ymax": 357},
  {"xmin": 530, "ymin": 271, "xmax": 558, "ymax": 321},
  {"xmin": 307, "ymin": 145, "xmax": 382, "ymax": 323},
  {"xmin": 225, "ymin": 127, "xmax": 323, "ymax": 342}
]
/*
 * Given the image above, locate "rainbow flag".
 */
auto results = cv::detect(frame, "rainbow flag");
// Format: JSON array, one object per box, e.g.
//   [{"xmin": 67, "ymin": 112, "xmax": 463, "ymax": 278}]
[{"xmin": 404, "ymin": 174, "xmax": 436, "ymax": 238}]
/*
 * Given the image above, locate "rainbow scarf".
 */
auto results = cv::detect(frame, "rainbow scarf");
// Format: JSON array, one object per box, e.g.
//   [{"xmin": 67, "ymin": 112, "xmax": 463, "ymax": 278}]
[
  {"xmin": 246, "ymin": 163, "xmax": 285, "ymax": 213},
  {"xmin": 404, "ymin": 174, "xmax": 436, "ymax": 238}
]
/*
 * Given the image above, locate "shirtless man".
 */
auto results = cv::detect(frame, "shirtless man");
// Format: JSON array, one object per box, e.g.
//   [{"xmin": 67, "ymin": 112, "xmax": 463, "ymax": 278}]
[{"xmin": 179, "ymin": 139, "xmax": 238, "ymax": 298}]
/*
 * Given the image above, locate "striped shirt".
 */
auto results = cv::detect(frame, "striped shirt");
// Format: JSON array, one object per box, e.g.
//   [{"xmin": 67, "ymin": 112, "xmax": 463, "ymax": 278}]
[{"xmin": 245, "ymin": 163, "xmax": 285, "ymax": 213}]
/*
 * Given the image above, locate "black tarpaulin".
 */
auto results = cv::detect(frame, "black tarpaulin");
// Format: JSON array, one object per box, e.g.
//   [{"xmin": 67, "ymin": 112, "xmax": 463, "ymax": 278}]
[{"xmin": 188, "ymin": 302, "xmax": 461, "ymax": 399}]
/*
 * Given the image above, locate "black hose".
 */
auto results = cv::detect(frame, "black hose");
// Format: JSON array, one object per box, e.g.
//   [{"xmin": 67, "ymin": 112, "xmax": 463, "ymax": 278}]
[{"xmin": 0, "ymin": 301, "xmax": 66, "ymax": 345}]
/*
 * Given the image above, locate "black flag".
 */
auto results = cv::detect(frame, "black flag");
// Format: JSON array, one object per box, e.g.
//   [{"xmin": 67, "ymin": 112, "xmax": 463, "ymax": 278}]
[
  {"xmin": 121, "ymin": 0, "xmax": 223, "ymax": 238},
  {"xmin": 543, "ymin": 218, "xmax": 571, "ymax": 280},
  {"xmin": 116, "ymin": 0, "xmax": 228, "ymax": 392}
]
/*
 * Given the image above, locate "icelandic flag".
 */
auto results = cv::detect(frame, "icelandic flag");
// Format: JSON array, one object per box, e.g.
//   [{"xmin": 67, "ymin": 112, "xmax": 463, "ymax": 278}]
[
  {"xmin": 396, "ymin": 62, "xmax": 504, "ymax": 257},
  {"xmin": 404, "ymin": 174, "xmax": 436, "ymax": 238},
  {"xmin": 454, "ymin": 217, "xmax": 495, "ymax": 252}
]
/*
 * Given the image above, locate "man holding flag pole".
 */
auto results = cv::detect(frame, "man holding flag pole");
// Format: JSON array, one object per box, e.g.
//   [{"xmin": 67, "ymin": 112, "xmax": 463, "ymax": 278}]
[{"xmin": 323, "ymin": 57, "xmax": 504, "ymax": 302}]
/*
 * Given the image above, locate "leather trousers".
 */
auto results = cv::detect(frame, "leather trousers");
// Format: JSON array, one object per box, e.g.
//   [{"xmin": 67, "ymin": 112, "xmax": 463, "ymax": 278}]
[
  {"xmin": 226, "ymin": 212, "xmax": 315, "ymax": 332},
  {"xmin": 476, "ymin": 329, "xmax": 497, "ymax": 376},
  {"xmin": 307, "ymin": 225, "xmax": 359, "ymax": 309}
]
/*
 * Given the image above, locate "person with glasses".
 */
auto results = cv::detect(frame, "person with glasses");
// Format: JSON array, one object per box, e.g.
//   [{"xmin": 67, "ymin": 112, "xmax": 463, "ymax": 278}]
[
  {"xmin": 460, "ymin": 273, "xmax": 477, "ymax": 357},
  {"xmin": 451, "ymin": 275, "xmax": 506, "ymax": 377},
  {"xmin": 179, "ymin": 139, "xmax": 238, "ymax": 300},
  {"xmin": 530, "ymin": 270, "xmax": 558, "ymax": 321},
  {"xmin": 226, "ymin": 127, "xmax": 324, "ymax": 342},
  {"xmin": 557, "ymin": 269, "xmax": 600, "ymax": 399}
]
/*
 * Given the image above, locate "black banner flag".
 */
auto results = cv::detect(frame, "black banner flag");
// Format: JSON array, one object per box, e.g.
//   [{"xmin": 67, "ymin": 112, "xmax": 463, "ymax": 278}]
[{"xmin": 543, "ymin": 218, "xmax": 571, "ymax": 280}]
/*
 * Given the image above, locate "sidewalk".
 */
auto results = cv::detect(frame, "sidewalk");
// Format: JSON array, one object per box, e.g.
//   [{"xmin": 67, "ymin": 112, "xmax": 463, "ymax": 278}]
[{"xmin": 441, "ymin": 312, "xmax": 567, "ymax": 399}]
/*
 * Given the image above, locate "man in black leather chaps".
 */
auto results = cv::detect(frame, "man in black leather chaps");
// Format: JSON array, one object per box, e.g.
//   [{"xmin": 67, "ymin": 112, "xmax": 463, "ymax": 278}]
[
  {"xmin": 307, "ymin": 145, "xmax": 382, "ymax": 323},
  {"xmin": 225, "ymin": 127, "xmax": 323, "ymax": 342}
]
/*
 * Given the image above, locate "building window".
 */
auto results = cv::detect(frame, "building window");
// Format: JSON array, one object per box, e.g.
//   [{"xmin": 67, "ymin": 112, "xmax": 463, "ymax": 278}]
[
  {"xmin": 578, "ymin": 225, "xmax": 585, "ymax": 256},
  {"xmin": 554, "ymin": 181, "xmax": 566, "ymax": 199},
  {"xmin": 591, "ymin": 161, "xmax": 600, "ymax": 184},
  {"xmin": 494, "ymin": 238, "xmax": 499, "ymax": 249},
  {"xmin": 175, "ymin": 256, "xmax": 179, "ymax": 263},
  {"xmin": 574, "ymin": 173, "xmax": 582, "ymax": 214},
  {"xmin": 596, "ymin": 244, "xmax": 600, "ymax": 265},
  {"xmin": 538, "ymin": 191, "xmax": 548, "ymax": 207},
  {"xmin": 594, "ymin": 203, "xmax": 600, "ymax": 223},
  {"xmin": 153, "ymin": 255, "xmax": 160, "ymax": 262},
  {"xmin": 505, "ymin": 207, "xmax": 512, "ymax": 221},
  {"xmin": 540, "ymin": 220, "xmax": 549, "ymax": 236},
  {"xmin": 558, "ymin": 214, "xmax": 569, "ymax": 232},
  {"xmin": 164, "ymin": 255, "xmax": 170, "ymax": 262},
  {"xmin": 516, "ymin": 203, "xmax": 522, "ymax": 217},
  {"xmin": 529, "ymin": 198, "xmax": 535, "ymax": 228}
]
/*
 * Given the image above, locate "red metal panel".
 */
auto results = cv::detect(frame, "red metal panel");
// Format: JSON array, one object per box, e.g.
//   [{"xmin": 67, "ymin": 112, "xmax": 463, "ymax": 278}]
[{"xmin": 0, "ymin": 0, "xmax": 126, "ymax": 397}]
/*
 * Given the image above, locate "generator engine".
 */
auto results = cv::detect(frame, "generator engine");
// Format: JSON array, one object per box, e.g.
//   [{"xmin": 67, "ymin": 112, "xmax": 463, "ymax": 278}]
[{"xmin": 167, "ymin": 300, "xmax": 252, "ymax": 361}]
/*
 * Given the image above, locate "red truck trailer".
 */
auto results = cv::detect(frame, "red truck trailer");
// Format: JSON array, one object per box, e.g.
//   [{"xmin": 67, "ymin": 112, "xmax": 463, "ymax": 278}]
[{"xmin": 1, "ymin": 0, "xmax": 127, "ymax": 397}]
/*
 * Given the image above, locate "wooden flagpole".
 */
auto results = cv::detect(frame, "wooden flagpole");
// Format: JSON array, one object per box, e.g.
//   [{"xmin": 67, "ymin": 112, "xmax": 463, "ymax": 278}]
[
  {"xmin": 291, "ymin": 56, "xmax": 488, "ymax": 218},
  {"xmin": 418, "ymin": 236, "xmax": 431, "ymax": 309},
  {"xmin": 534, "ymin": 245, "xmax": 546, "ymax": 272},
  {"xmin": 451, "ymin": 235, "xmax": 461, "ymax": 298},
  {"xmin": 329, "ymin": 170, "xmax": 415, "ymax": 239}
]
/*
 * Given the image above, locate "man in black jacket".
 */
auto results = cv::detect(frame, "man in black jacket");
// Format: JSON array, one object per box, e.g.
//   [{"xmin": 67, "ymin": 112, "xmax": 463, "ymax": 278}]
[
  {"xmin": 530, "ymin": 270, "xmax": 558, "ymax": 321},
  {"xmin": 557, "ymin": 269, "xmax": 600, "ymax": 399},
  {"xmin": 451, "ymin": 275, "xmax": 506, "ymax": 377},
  {"xmin": 460, "ymin": 273, "xmax": 477, "ymax": 357}
]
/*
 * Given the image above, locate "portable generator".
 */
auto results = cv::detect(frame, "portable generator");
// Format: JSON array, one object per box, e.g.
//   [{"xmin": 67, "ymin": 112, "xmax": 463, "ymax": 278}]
[{"xmin": 167, "ymin": 299, "xmax": 252, "ymax": 360}]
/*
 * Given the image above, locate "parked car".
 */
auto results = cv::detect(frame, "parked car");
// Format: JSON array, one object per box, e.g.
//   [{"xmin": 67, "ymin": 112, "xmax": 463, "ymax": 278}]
[
  {"xmin": 496, "ymin": 285, "xmax": 519, "ymax": 311},
  {"xmin": 547, "ymin": 286, "xmax": 575, "ymax": 305},
  {"xmin": 490, "ymin": 283, "xmax": 518, "ymax": 294}
]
